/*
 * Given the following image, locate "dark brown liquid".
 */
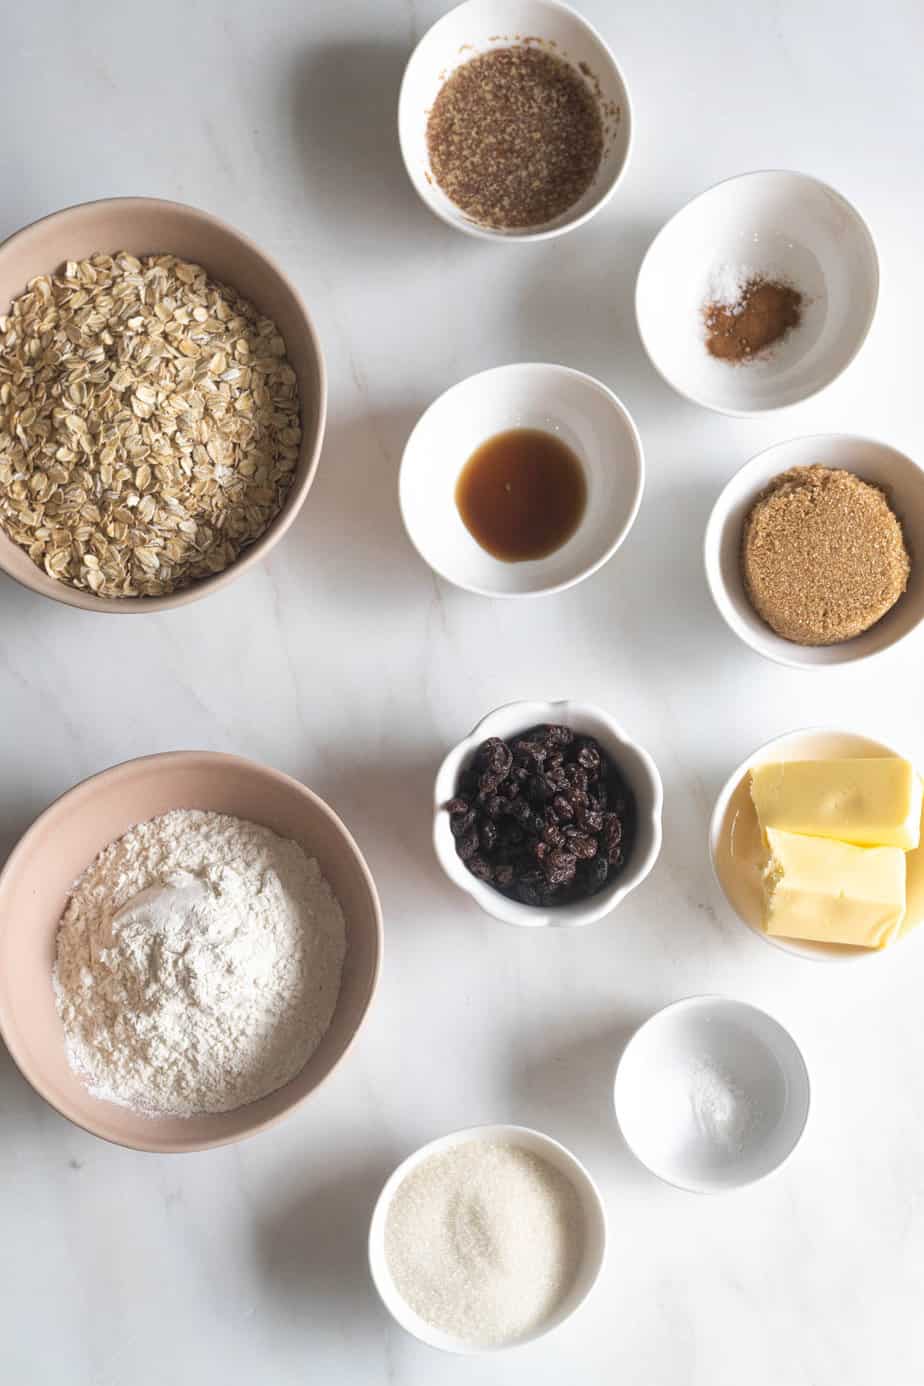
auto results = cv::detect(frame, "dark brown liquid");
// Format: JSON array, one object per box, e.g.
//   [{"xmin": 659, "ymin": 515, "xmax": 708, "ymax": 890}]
[{"xmin": 455, "ymin": 428, "xmax": 587, "ymax": 562}]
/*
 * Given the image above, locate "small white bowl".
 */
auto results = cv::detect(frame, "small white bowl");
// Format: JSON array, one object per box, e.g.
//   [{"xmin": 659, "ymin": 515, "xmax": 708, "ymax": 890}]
[
  {"xmin": 400, "ymin": 364, "xmax": 644, "ymax": 598},
  {"xmin": 704, "ymin": 434, "xmax": 924, "ymax": 669},
  {"xmin": 636, "ymin": 170, "xmax": 879, "ymax": 415},
  {"xmin": 368, "ymin": 1123, "xmax": 607, "ymax": 1353},
  {"xmin": 613, "ymin": 996, "xmax": 811, "ymax": 1194},
  {"xmin": 398, "ymin": 0, "xmax": 632, "ymax": 242},
  {"xmin": 434, "ymin": 699, "xmax": 663, "ymax": 927},
  {"xmin": 709, "ymin": 726, "xmax": 924, "ymax": 963}
]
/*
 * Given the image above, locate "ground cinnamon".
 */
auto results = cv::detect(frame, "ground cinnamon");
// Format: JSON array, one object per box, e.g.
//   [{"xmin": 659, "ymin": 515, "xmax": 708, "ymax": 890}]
[{"xmin": 704, "ymin": 277, "xmax": 802, "ymax": 362}]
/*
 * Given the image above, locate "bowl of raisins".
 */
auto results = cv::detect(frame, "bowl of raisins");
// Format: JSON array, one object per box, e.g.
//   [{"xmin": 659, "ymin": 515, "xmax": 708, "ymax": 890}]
[{"xmin": 434, "ymin": 700, "xmax": 663, "ymax": 926}]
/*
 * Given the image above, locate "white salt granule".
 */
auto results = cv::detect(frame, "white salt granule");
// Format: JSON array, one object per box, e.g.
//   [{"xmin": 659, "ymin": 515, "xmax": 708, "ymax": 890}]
[
  {"xmin": 688, "ymin": 1060, "xmax": 755, "ymax": 1155},
  {"xmin": 53, "ymin": 809, "xmax": 347, "ymax": 1117},
  {"xmin": 384, "ymin": 1141, "xmax": 584, "ymax": 1346}
]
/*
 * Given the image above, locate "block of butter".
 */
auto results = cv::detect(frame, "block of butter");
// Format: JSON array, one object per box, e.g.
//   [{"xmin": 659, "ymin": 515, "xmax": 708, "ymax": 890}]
[
  {"xmin": 763, "ymin": 828, "xmax": 906, "ymax": 948},
  {"xmin": 750, "ymin": 757, "xmax": 922, "ymax": 851}
]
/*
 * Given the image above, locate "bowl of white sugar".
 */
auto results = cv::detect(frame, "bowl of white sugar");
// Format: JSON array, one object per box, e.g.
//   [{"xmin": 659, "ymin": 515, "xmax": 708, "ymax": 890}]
[
  {"xmin": 368, "ymin": 1123, "xmax": 606, "ymax": 1353},
  {"xmin": 0, "ymin": 751, "xmax": 383, "ymax": 1152}
]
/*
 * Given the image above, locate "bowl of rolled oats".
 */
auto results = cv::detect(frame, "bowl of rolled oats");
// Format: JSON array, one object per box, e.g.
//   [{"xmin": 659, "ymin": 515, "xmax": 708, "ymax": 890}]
[{"xmin": 0, "ymin": 197, "xmax": 326, "ymax": 610}]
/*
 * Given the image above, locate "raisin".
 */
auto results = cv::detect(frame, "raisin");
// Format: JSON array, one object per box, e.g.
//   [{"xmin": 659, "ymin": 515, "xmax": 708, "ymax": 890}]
[
  {"xmin": 552, "ymin": 794, "xmax": 574, "ymax": 822},
  {"xmin": 575, "ymin": 738, "xmax": 602, "ymax": 776},
  {"xmin": 527, "ymin": 774, "xmax": 549, "ymax": 804},
  {"xmin": 480, "ymin": 820, "xmax": 498, "ymax": 853},
  {"xmin": 495, "ymin": 864, "xmax": 515, "ymax": 889},
  {"xmin": 445, "ymin": 797, "xmax": 469, "ymax": 815},
  {"xmin": 450, "ymin": 809, "xmax": 476, "ymax": 837},
  {"xmin": 565, "ymin": 764, "xmax": 589, "ymax": 793},
  {"xmin": 516, "ymin": 873, "xmax": 545, "ymax": 907},
  {"xmin": 457, "ymin": 830, "xmax": 479, "ymax": 861},
  {"xmin": 543, "ymin": 724, "xmax": 574, "ymax": 747},
  {"xmin": 568, "ymin": 833, "xmax": 598, "ymax": 859},
  {"xmin": 467, "ymin": 855, "xmax": 493, "ymax": 882},
  {"xmin": 579, "ymin": 856, "xmax": 609, "ymax": 893},
  {"xmin": 482, "ymin": 794, "xmax": 505, "ymax": 820},
  {"xmin": 477, "ymin": 737, "xmax": 512, "ymax": 776},
  {"xmin": 512, "ymin": 739, "xmax": 547, "ymax": 768}
]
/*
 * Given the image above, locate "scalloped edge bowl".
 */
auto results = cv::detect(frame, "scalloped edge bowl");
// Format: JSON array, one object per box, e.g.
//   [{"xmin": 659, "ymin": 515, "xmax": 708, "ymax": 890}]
[{"xmin": 434, "ymin": 699, "xmax": 663, "ymax": 926}]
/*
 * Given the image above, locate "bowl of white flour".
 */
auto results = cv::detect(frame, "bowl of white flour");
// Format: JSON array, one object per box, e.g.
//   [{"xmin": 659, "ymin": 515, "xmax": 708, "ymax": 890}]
[{"xmin": 0, "ymin": 751, "xmax": 383, "ymax": 1152}]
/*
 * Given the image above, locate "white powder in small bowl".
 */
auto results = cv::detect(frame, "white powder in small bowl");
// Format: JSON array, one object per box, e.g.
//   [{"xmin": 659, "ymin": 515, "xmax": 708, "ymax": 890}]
[{"xmin": 384, "ymin": 1140, "xmax": 584, "ymax": 1347}]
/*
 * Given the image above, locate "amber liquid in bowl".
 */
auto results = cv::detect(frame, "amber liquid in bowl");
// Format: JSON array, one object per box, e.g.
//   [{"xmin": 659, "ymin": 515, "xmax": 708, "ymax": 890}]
[{"xmin": 455, "ymin": 428, "xmax": 587, "ymax": 562}]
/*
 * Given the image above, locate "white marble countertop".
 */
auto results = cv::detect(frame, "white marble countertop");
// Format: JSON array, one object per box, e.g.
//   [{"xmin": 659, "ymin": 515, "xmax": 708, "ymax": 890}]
[{"xmin": 3, "ymin": 1, "xmax": 924, "ymax": 1382}]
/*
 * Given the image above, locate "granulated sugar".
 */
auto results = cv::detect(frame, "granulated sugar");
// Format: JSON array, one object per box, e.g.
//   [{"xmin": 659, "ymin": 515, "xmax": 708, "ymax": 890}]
[{"xmin": 384, "ymin": 1140, "xmax": 584, "ymax": 1346}]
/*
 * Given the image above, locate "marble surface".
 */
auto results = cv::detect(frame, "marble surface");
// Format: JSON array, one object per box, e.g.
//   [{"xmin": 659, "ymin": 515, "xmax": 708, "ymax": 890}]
[{"xmin": 2, "ymin": 1, "xmax": 924, "ymax": 1381}]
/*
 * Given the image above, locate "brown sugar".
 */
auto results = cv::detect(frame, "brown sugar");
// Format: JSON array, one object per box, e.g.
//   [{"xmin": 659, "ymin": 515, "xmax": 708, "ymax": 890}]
[
  {"xmin": 741, "ymin": 466, "xmax": 911, "ymax": 645},
  {"xmin": 704, "ymin": 278, "xmax": 802, "ymax": 362},
  {"xmin": 426, "ymin": 46, "xmax": 604, "ymax": 230}
]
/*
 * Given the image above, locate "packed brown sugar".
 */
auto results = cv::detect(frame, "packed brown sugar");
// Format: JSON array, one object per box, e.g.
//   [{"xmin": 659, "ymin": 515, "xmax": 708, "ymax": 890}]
[{"xmin": 741, "ymin": 465, "xmax": 911, "ymax": 645}]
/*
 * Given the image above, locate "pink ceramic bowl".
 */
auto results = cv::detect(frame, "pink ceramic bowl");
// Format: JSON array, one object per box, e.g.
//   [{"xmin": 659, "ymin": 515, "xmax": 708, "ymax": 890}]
[
  {"xmin": 0, "ymin": 752, "xmax": 382, "ymax": 1152},
  {"xmin": 0, "ymin": 197, "xmax": 326, "ymax": 612}
]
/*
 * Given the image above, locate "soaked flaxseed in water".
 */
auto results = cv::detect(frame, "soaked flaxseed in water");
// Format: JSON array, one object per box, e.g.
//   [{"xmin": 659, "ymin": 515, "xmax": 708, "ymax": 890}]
[{"xmin": 426, "ymin": 46, "xmax": 604, "ymax": 230}]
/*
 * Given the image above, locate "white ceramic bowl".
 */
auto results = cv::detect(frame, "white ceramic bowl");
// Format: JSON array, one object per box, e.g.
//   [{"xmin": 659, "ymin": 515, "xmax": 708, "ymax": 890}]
[
  {"xmin": 368, "ymin": 1122, "xmax": 607, "ymax": 1353},
  {"xmin": 400, "ymin": 364, "xmax": 644, "ymax": 598},
  {"xmin": 434, "ymin": 699, "xmax": 663, "ymax": 926},
  {"xmin": 636, "ymin": 170, "xmax": 879, "ymax": 415},
  {"xmin": 398, "ymin": 0, "xmax": 632, "ymax": 242},
  {"xmin": 709, "ymin": 726, "xmax": 924, "ymax": 963},
  {"xmin": 704, "ymin": 434, "xmax": 924, "ymax": 669},
  {"xmin": 613, "ymin": 996, "xmax": 811, "ymax": 1194}
]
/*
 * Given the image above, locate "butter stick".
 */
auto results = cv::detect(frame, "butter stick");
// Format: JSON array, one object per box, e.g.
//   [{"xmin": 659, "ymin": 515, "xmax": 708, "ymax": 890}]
[
  {"xmin": 763, "ymin": 828, "xmax": 906, "ymax": 949},
  {"xmin": 750, "ymin": 757, "xmax": 922, "ymax": 851}
]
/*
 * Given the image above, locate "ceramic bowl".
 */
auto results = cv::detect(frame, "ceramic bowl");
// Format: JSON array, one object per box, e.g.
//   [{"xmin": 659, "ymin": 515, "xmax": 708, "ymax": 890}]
[
  {"xmin": 613, "ymin": 996, "xmax": 811, "ymax": 1194},
  {"xmin": 400, "ymin": 364, "xmax": 644, "ymax": 597},
  {"xmin": 704, "ymin": 434, "xmax": 924, "ymax": 668},
  {"xmin": 709, "ymin": 726, "xmax": 924, "ymax": 963},
  {"xmin": 398, "ymin": 0, "xmax": 632, "ymax": 242},
  {"xmin": 0, "ymin": 751, "xmax": 382, "ymax": 1152},
  {"xmin": 368, "ymin": 1122, "xmax": 607, "ymax": 1353},
  {"xmin": 0, "ymin": 197, "xmax": 326, "ymax": 612},
  {"xmin": 434, "ymin": 699, "xmax": 663, "ymax": 927},
  {"xmin": 636, "ymin": 170, "xmax": 878, "ymax": 415}
]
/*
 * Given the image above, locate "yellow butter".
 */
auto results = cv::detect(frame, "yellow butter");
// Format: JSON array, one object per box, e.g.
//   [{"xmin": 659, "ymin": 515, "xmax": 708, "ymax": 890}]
[
  {"xmin": 750, "ymin": 757, "xmax": 922, "ymax": 851},
  {"xmin": 763, "ymin": 828, "xmax": 906, "ymax": 949}
]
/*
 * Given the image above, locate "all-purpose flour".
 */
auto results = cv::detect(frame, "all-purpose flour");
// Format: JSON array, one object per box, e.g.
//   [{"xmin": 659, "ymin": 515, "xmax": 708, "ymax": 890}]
[{"xmin": 53, "ymin": 810, "xmax": 347, "ymax": 1116}]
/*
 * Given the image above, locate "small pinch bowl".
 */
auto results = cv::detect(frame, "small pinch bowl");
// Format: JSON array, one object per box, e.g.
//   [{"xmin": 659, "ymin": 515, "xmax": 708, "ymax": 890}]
[
  {"xmin": 398, "ymin": 0, "xmax": 632, "ymax": 242},
  {"xmin": 0, "ymin": 751, "xmax": 383, "ymax": 1152},
  {"xmin": 613, "ymin": 997, "xmax": 811, "ymax": 1194},
  {"xmin": 434, "ymin": 699, "xmax": 663, "ymax": 927},
  {"xmin": 0, "ymin": 197, "xmax": 326, "ymax": 612},
  {"xmin": 368, "ymin": 1122, "xmax": 607, "ymax": 1353},
  {"xmin": 709, "ymin": 726, "xmax": 924, "ymax": 963},
  {"xmin": 400, "ymin": 363, "xmax": 644, "ymax": 598},
  {"xmin": 636, "ymin": 170, "xmax": 878, "ymax": 416},
  {"xmin": 704, "ymin": 434, "xmax": 924, "ymax": 668}
]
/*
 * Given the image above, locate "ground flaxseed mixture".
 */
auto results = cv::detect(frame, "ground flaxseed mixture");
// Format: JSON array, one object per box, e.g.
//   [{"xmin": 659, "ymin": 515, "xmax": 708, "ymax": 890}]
[
  {"xmin": 426, "ymin": 46, "xmax": 604, "ymax": 230},
  {"xmin": 741, "ymin": 465, "xmax": 911, "ymax": 645}
]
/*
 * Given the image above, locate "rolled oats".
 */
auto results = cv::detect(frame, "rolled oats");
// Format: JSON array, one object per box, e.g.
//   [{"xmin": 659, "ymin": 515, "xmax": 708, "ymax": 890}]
[{"xmin": 0, "ymin": 253, "xmax": 302, "ymax": 597}]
